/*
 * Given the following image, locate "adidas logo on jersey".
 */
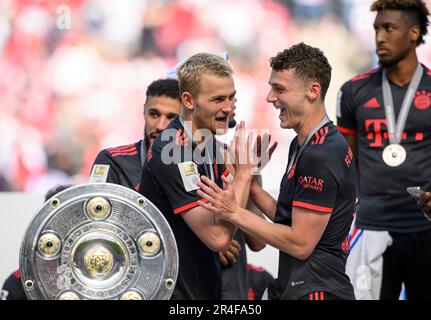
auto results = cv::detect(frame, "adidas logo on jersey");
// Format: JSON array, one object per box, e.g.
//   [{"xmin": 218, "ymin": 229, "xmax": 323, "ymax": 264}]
[{"xmin": 364, "ymin": 97, "xmax": 380, "ymax": 108}]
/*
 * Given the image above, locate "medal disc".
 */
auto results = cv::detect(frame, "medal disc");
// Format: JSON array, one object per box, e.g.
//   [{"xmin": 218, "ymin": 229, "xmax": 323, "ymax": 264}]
[{"xmin": 382, "ymin": 144, "xmax": 406, "ymax": 167}]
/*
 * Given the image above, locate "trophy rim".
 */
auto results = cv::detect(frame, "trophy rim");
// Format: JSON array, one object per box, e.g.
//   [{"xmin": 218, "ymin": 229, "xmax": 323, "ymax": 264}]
[{"xmin": 19, "ymin": 182, "xmax": 178, "ymax": 300}]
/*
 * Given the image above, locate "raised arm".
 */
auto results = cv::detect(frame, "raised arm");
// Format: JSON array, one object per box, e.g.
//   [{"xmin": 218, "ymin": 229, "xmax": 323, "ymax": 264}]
[{"xmin": 197, "ymin": 175, "xmax": 330, "ymax": 260}]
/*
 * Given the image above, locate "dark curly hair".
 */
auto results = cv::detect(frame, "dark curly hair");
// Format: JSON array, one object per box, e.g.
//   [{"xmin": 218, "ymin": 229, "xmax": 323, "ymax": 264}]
[
  {"xmin": 270, "ymin": 42, "xmax": 332, "ymax": 100},
  {"xmin": 145, "ymin": 78, "xmax": 180, "ymax": 102},
  {"xmin": 371, "ymin": 0, "xmax": 430, "ymax": 45}
]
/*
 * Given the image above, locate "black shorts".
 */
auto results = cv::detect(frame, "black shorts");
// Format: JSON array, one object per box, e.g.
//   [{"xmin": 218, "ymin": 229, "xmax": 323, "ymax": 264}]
[{"xmin": 380, "ymin": 228, "xmax": 431, "ymax": 300}]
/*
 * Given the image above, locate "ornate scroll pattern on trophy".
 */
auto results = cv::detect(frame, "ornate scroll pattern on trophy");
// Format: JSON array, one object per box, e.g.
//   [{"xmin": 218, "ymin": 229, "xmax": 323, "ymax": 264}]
[{"xmin": 20, "ymin": 183, "xmax": 178, "ymax": 300}]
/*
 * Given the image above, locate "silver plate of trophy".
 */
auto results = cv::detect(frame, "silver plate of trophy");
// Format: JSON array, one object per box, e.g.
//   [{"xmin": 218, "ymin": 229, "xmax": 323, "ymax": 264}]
[{"xmin": 19, "ymin": 183, "xmax": 178, "ymax": 300}]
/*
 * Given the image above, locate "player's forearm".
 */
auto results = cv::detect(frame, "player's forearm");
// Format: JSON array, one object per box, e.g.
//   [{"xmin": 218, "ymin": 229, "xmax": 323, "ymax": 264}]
[
  {"xmin": 231, "ymin": 208, "xmax": 306, "ymax": 260},
  {"xmin": 217, "ymin": 217, "xmax": 237, "ymax": 240},
  {"xmin": 231, "ymin": 173, "xmax": 251, "ymax": 208},
  {"xmin": 207, "ymin": 217, "xmax": 237, "ymax": 252},
  {"xmin": 245, "ymin": 195, "xmax": 267, "ymax": 251},
  {"xmin": 249, "ymin": 182, "xmax": 277, "ymax": 221}
]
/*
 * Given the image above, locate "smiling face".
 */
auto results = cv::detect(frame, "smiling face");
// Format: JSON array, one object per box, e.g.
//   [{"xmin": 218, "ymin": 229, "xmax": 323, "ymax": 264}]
[
  {"xmin": 266, "ymin": 68, "xmax": 309, "ymax": 130},
  {"xmin": 189, "ymin": 73, "xmax": 236, "ymax": 135},
  {"xmin": 144, "ymin": 95, "xmax": 181, "ymax": 150},
  {"xmin": 374, "ymin": 9, "xmax": 418, "ymax": 67}
]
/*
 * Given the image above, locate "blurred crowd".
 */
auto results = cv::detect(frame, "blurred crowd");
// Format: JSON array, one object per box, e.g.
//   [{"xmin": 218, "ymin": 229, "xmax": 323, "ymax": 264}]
[{"xmin": 0, "ymin": 0, "xmax": 430, "ymax": 194}]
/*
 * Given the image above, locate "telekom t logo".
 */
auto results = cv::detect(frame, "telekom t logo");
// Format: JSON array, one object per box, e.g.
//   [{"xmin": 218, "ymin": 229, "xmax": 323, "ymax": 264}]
[
  {"xmin": 365, "ymin": 118, "xmax": 423, "ymax": 147},
  {"xmin": 365, "ymin": 119, "xmax": 387, "ymax": 147}
]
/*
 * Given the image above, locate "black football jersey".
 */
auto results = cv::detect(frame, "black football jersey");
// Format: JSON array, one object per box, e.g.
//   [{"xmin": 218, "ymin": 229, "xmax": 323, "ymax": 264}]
[
  {"xmin": 269, "ymin": 122, "xmax": 356, "ymax": 300},
  {"xmin": 89, "ymin": 141, "xmax": 145, "ymax": 191},
  {"xmin": 337, "ymin": 65, "xmax": 431, "ymax": 232},
  {"xmin": 139, "ymin": 116, "xmax": 229, "ymax": 300}
]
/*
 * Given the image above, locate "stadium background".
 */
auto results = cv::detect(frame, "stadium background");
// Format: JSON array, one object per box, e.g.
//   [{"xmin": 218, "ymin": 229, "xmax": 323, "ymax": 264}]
[{"xmin": 1, "ymin": 0, "xmax": 430, "ymax": 288}]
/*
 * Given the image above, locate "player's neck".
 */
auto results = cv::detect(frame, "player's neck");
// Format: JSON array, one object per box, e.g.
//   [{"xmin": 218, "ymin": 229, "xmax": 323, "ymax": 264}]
[
  {"xmin": 296, "ymin": 108, "xmax": 327, "ymax": 146},
  {"xmin": 181, "ymin": 112, "xmax": 211, "ymax": 146},
  {"xmin": 385, "ymin": 51, "xmax": 419, "ymax": 87}
]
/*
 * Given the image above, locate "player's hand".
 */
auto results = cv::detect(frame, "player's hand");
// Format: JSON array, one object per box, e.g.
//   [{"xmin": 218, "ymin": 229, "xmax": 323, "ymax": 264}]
[
  {"xmin": 231, "ymin": 121, "xmax": 253, "ymax": 179},
  {"xmin": 252, "ymin": 132, "xmax": 278, "ymax": 174},
  {"xmin": 197, "ymin": 175, "xmax": 239, "ymax": 221},
  {"xmin": 218, "ymin": 239, "xmax": 241, "ymax": 267},
  {"xmin": 418, "ymin": 191, "xmax": 431, "ymax": 221}
]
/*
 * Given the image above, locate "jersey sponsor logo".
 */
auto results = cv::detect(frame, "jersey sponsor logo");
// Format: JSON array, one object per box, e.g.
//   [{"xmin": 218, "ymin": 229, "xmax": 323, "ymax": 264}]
[
  {"xmin": 364, "ymin": 97, "xmax": 380, "ymax": 108},
  {"xmin": 178, "ymin": 161, "xmax": 200, "ymax": 192},
  {"xmin": 414, "ymin": 90, "xmax": 431, "ymax": 110},
  {"xmin": 365, "ymin": 118, "xmax": 423, "ymax": 147},
  {"xmin": 365, "ymin": 119, "xmax": 392, "ymax": 147},
  {"xmin": 89, "ymin": 164, "xmax": 110, "ymax": 183},
  {"xmin": 298, "ymin": 175, "xmax": 324, "ymax": 192}
]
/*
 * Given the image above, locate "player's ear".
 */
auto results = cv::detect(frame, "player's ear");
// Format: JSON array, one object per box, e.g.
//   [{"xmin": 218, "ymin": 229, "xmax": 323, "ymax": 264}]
[
  {"xmin": 409, "ymin": 25, "xmax": 420, "ymax": 44},
  {"xmin": 306, "ymin": 82, "xmax": 321, "ymax": 102},
  {"xmin": 182, "ymin": 92, "xmax": 194, "ymax": 111}
]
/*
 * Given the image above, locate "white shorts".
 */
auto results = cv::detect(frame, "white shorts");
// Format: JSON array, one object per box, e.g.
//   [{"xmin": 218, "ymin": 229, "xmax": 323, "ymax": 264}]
[{"xmin": 346, "ymin": 221, "xmax": 393, "ymax": 300}]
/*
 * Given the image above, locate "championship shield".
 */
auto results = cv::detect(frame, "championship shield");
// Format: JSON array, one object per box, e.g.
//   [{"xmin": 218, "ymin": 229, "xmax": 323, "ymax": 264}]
[{"xmin": 19, "ymin": 183, "xmax": 178, "ymax": 300}]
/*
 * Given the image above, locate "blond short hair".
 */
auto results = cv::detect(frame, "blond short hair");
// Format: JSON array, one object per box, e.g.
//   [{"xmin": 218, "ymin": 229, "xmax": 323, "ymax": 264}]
[{"xmin": 177, "ymin": 53, "xmax": 233, "ymax": 98}]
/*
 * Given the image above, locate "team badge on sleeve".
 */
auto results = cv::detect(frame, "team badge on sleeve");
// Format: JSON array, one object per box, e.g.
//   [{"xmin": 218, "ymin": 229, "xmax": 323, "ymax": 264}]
[
  {"xmin": 177, "ymin": 162, "xmax": 200, "ymax": 192},
  {"xmin": 89, "ymin": 164, "xmax": 110, "ymax": 183}
]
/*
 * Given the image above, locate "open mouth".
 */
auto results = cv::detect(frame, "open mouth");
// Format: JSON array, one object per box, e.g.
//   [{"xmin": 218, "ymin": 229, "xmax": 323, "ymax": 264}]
[
  {"xmin": 277, "ymin": 107, "xmax": 286, "ymax": 117},
  {"xmin": 215, "ymin": 116, "xmax": 228, "ymax": 124}
]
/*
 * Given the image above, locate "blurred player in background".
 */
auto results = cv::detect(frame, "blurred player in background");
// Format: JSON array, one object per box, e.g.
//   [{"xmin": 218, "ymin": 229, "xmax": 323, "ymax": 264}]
[{"xmin": 337, "ymin": 0, "xmax": 431, "ymax": 300}]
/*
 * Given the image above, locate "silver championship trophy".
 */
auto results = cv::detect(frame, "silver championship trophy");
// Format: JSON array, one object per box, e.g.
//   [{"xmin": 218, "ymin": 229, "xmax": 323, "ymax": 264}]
[{"xmin": 19, "ymin": 183, "xmax": 178, "ymax": 300}]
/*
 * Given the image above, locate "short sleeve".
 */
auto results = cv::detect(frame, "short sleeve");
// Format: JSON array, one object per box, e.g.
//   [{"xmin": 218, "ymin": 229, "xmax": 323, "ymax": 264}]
[
  {"xmin": 292, "ymin": 148, "xmax": 339, "ymax": 214},
  {"xmin": 148, "ymin": 147, "xmax": 206, "ymax": 215},
  {"xmin": 336, "ymin": 81, "xmax": 358, "ymax": 135},
  {"xmin": 89, "ymin": 150, "xmax": 120, "ymax": 184}
]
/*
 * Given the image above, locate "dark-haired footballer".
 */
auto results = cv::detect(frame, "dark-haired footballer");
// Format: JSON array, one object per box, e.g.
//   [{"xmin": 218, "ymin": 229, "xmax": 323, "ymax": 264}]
[
  {"xmin": 338, "ymin": 0, "xmax": 431, "ymax": 300},
  {"xmin": 197, "ymin": 43, "xmax": 357, "ymax": 300},
  {"xmin": 89, "ymin": 78, "xmax": 181, "ymax": 189}
]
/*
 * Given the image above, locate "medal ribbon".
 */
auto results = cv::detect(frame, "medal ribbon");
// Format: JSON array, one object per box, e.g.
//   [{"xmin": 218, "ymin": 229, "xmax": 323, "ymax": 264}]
[
  {"xmin": 287, "ymin": 115, "xmax": 331, "ymax": 174},
  {"xmin": 381, "ymin": 64, "xmax": 423, "ymax": 144}
]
